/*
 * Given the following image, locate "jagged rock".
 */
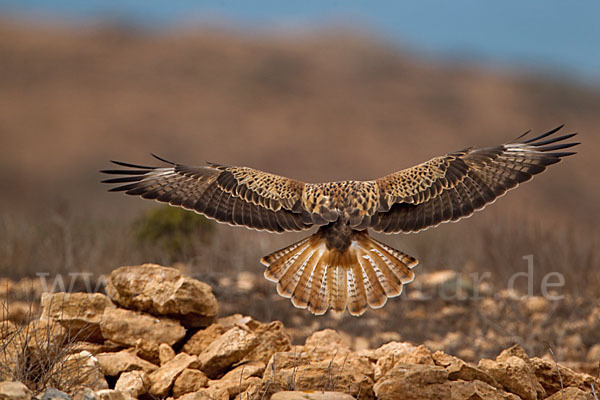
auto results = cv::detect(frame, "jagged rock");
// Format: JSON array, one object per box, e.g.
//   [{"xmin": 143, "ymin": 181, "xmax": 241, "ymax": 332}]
[
  {"xmin": 239, "ymin": 321, "xmax": 292, "ymax": 365},
  {"xmin": 432, "ymin": 351, "xmax": 501, "ymax": 389},
  {"xmin": 69, "ymin": 341, "xmax": 124, "ymax": 356},
  {"xmin": 40, "ymin": 292, "xmax": 116, "ymax": 342},
  {"xmin": 530, "ymin": 357, "xmax": 597, "ymax": 396},
  {"xmin": 159, "ymin": 343, "xmax": 176, "ymax": 366},
  {"xmin": 304, "ymin": 329, "xmax": 349, "ymax": 354},
  {"xmin": 106, "ymin": 264, "xmax": 217, "ymax": 328},
  {"xmin": 50, "ymin": 350, "xmax": 108, "ymax": 391},
  {"xmin": 369, "ymin": 341, "xmax": 421, "ymax": 381},
  {"xmin": 449, "ymin": 380, "xmax": 520, "ymax": 400},
  {"xmin": 271, "ymin": 392, "xmax": 355, "ymax": 400},
  {"xmin": 96, "ymin": 349, "xmax": 158, "ymax": 376},
  {"xmin": 72, "ymin": 388, "xmax": 98, "ymax": 400},
  {"xmin": 182, "ymin": 323, "xmax": 226, "ymax": 355},
  {"xmin": 95, "ymin": 390, "xmax": 131, "ymax": 400},
  {"xmin": 373, "ymin": 363, "xmax": 450, "ymax": 400},
  {"xmin": 197, "ymin": 326, "xmax": 258, "ymax": 378},
  {"xmin": 260, "ymin": 349, "xmax": 374, "ymax": 399},
  {"xmin": 545, "ymin": 387, "xmax": 595, "ymax": 399},
  {"xmin": 40, "ymin": 388, "xmax": 70, "ymax": 400},
  {"xmin": 0, "ymin": 381, "xmax": 32, "ymax": 400},
  {"xmin": 206, "ymin": 362, "xmax": 264, "ymax": 399},
  {"xmin": 478, "ymin": 345, "xmax": 545, "ymax": 400},
  {"xmin": 99, "ymin": 308, "xmax": 186, "ymax": 362},
  {"xmin": 176, "ymin": 391, "xmax": 214, "ymax": 400},
  {"xmin": 115, "ymin": 370, "xmax": 150, "ymax": 398},
  {"xmin": 148, "ymin": 352, "xmax": 199, "ymax": 398},
  {"xmin": 172, "ymin": 368, "xmax": 209, "ymax": 398}
]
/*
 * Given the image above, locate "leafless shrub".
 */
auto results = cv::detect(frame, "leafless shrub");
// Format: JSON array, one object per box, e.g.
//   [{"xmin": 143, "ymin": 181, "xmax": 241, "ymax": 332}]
[{"xmin": 0, "ymin": 297, "xmax": 97, "ymax": 395}]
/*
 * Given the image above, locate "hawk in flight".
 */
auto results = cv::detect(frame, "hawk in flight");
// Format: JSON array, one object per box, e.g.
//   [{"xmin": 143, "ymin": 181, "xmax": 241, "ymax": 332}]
[{"xmin": 102, "ymin": 126, "xmax": 578, "ymax": 316}]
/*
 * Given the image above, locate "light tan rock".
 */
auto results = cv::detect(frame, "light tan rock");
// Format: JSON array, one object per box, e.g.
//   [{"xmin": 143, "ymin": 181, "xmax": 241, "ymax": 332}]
[
  {"xmin": 531, "ymin": 356, "xmax": 597, "ymax": 397},
  {"xmin": 50, "ymin": 350, "xmax": 109, "ymax": 391},
  {"xmin": 176, "ymin": 391, "xmax": 214, "ymax": 400},
  {"xmin": 520, "ymin": 296, "xmax": 549, "ymax": 314},
  {"xmin": 148, "ymin": 352, "xmax": 199, "ymax": 398},
  {"xmin": 182, "ymin": 323, "xmax": 226, "ymax": 355},
  {"xmin": 239, "ymin": 321, "xmax": 292, "ymax": 365},
  {"xmin": 0, "ymin": 381, "xmax": 32, "ymax": 400},
  {"xmin": 545, "ymin": 387, "xmax": 595, "ymax": 400},
  {"xmin": 99, "ymin": 308, "xmax": 186, "ymax": 362},
  {"xmin": 115, "ymin": 370, "xmax": 150, "ymax": 398},
  {"xmin": 449, "ymin": 380, "xmax": 520, "ymax": 400},
  {"xmin": 96, "ymin": 349, "xmax": 158, "ymax": 376},
  {"xmin": 159, "ymin": 343, "xmax": 176, "ymax": 365},
  {"xmin": 433, "ymin": 351, "xmax": 501, "ymax": 389},
  {"xmin": 271, "ymin": 392, "xmax": 355, "ymax": 400},
  {"xmin": 72, "ymin": 388, "xmax": 98, "ymax": 400},
  {"xmin": 260, "ymin": 349, "xmax": 374, "ymax": 399},
  {"xmin": 41, "ymin": 292, "xmax": 116, "ymax": 342},
  {"xmin": 478, "ymin": 345, "xmax": 545, "ymax": 400},
  {"xmin": 197, "ymin": 326, "xmax": 258, "ymax": 378},
  {"xmin": 304, "ymin": 329, "xmax": 349, "ymax": 353},
  {"xmin": 373, "ymin": 363, "xmax": 450, "ymax": 400},
  {"xmin": 95, "ymin": 389, "xmax": 131, "ymax": 400},
  {"xmin": 172, "ymin": 368, "xmax": 209, "ymax": 398},
  {"xmin": 370, "ymin": 341, "xmax": 423, "ymax": 381},
  {"xmin": 106, "ymin": 264, "xmax": 217, "ymax": 328},
  {"xmin": 206, "ymin": 361, "xmax": 265, "ymax": 398}
]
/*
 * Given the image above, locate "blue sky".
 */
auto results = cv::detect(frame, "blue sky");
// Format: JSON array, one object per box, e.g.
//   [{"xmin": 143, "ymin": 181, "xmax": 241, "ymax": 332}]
[{"xmin": 2, "ymin": 0, "xmax": 599, "ymax": 83}]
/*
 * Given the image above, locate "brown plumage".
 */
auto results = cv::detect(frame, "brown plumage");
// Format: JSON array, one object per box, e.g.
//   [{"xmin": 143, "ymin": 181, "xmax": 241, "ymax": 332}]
[{"xmin": 102, "ymin": 126, "xmax": 578, "ymax": 316}]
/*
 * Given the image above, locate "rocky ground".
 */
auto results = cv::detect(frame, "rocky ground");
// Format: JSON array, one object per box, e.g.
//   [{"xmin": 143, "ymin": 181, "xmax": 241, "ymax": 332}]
[{"xmin": 1, "ymin": 264, "xmax": 599, "ymax": 399}]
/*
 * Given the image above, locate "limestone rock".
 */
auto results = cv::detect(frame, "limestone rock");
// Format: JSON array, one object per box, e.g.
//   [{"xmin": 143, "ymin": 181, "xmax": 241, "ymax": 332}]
[
  {"xmin": 433, "ymin": 351, "xmax": 501, "ymax": 389},
  {"xmin": 159, "ymin": 343, "xmax": 176, "ymax": 365},
  {"xmin": 197, "ymin": 326, "xmax": 258, "ymax": 378},
  {"xmin": 148, "ymin": 352, "xmax": 199, "ymax": 398},
  {"xmin": 239, "ymin": 321, "xmax": 292, "ymax": 365},
  {"xmin": 449, "ymin": 380, "xmax": 520, "ymax": 400},
  {"xmin": 373, "ymin": 363, "xmax": 450, "ymax": 400},
  {"xmin": 72, "ymin": 388, "xmax": 99, "ymax": 400},
  {"xmin": 478, "ymin": 345, "xmax": 545, "ymax": 400},
  {"xmin": 96, "ymin": 349, "xmax": 157, "ymax": 376},
  {"xmin": 176, "ymin": 391, "xmax": 214, "ymax": 400},
  {"xmin": 260, "ymin": 349, "xmax": 374, "ymax": 399},
  {"xmin": 206, "ymin": 362, "xmax": 265, "ymax": 398},
  {"xmin": 531, "ymin": 356, "xmax": 597, "ymax": 396},
  {"xmin": 99, "ymin": 308, "xmax": 186, "ymax": 362},
  {"xmin": 50, "ymin": 350, "xmax": 108, "ymax": 391},
  {"xmin": 271, "ymin": 392, "xmax": 355, "ymax": 400},
  {"xmin": 182, "ymin": 323, "xmax": 226, "ymax": 355},
  {"xmin": 370, "ymin": 341, "xmax": 421, "ymax": 381},
  {"xmin": 545, "ymin": 387, "xmax": 595, "ymax": 400},
  {"xmin": 41, "ymin": 292, "xmax": 115, "ymax": 342},
  {"xmin": 172, "ymin": 368, "xmax": 209, "ymax": 398},
  {"xmin": 95, "ymin": 390, "xmax": 131, "ymax": 400},
  {"xmin": 106, "ymin": 264, "xmax": 217, "ymax": 328},
  {"xmin": 115, "ymin": 370, "xmax": 150, "ymax": 398},
  {"xmin": 0, "ymin": 381, "xmax": 32, "ymax": 400}
]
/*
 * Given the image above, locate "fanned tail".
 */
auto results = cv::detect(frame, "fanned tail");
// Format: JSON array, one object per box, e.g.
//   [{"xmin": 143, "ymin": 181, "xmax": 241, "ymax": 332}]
[{"xmin": 261, "ymin": 231, "xmax": 418, "ymax": 316}]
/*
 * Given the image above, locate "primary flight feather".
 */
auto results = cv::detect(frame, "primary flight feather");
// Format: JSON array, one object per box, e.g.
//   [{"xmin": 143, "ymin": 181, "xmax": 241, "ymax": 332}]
[{"xmin": 102, "ymin": 126, "xmax": 578, "ymax": 316}]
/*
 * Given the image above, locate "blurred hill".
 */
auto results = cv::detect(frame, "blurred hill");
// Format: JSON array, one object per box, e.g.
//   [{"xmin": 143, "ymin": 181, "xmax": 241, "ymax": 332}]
[{"xmin": 0, "ymin": 20, "xmax": 598, "ymax": 226}]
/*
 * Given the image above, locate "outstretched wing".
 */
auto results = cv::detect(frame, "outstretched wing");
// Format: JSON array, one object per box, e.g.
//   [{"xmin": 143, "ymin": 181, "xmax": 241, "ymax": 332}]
[
  {"xmin": 371, "ymin": 126, "xmax": 579, "ymax": 233},
  {"xmin": 102, "ymin": 157, "xmax": 312, "ymax": 233}
]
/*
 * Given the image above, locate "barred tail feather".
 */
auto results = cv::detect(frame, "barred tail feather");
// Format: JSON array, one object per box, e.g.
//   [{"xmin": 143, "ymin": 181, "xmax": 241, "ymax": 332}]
[{"xmin": 261, "ymin": 231, "xmax": 418, "ymax": 316}]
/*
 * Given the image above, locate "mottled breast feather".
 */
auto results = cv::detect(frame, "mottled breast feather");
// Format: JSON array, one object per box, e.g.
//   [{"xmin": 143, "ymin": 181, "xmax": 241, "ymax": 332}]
[{"xmin": 302, "ymin": 180, "xmax": 380, "ymax": 229}]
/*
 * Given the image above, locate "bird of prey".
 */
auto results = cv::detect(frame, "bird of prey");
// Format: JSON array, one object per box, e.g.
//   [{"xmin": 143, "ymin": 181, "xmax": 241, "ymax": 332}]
[{"xmin": 102, "ymin": 126, "xmax": 578, "ymax": 316}]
